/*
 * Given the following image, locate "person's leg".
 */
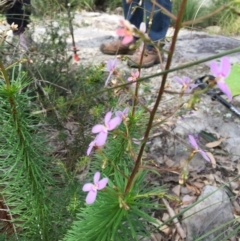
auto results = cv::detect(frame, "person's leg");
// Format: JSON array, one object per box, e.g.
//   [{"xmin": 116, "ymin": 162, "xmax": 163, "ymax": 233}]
[
  {"xmin": 6, "ymin": 0, "xmax": 34, "ymax": 50},
  {"xmin": 145, "ymin": 0, "xmax": 172, "ymax": 44},
  {"xmin": 128, "ymin": 0, "xmax": 172, "ymax": 68},
  {"xmin": 122, "ymin": 0, "xmax": 143, "ymax": 29}
]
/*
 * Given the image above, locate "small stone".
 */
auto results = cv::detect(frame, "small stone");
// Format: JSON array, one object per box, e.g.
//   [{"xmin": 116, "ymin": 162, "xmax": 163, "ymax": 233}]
[
  {"xmin": 205, "ymin": 26, "xmax": 221, "ymax": 34},
  {"xmin": 114, "ymin": 7, "xmax": 123, "ymax": 16},
  {"xmin": 81, "ymin": 11, "xmax": 101, "ymax": 17}
]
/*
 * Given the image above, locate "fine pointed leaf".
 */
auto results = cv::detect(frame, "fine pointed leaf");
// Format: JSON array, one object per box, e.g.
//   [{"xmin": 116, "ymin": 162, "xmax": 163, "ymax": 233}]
[{"xmin": 125, "ymin": 212, "xmax": 137, "ymax": 238}]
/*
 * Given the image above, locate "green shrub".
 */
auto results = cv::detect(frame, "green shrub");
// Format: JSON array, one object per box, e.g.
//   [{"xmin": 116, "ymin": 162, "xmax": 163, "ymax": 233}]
[{"xmin": 172, "ymin": 0, "xmax": 209, "ymax": 24}]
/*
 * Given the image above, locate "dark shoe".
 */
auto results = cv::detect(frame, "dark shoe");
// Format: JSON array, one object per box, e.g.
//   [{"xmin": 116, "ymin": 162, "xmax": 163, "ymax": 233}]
[
  {"xmin": 100, "ymin": 39, "xmax": 136, "ymax": 55},
  {"xmin": 127, "ymin": 48, "xmax": 164, "ymax": 68}
]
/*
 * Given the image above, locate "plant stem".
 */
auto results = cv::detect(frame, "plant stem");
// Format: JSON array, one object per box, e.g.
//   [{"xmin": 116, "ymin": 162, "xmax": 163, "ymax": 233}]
[
  {"xmin": 125, "ymin": 0, "xmax": 188, "ymax": 194},
  {"xmin": 132, "ymin": 42, "xmax": 145, "ymax": 116},
  {"xmin": 0, "ymin": 60, "xmax": 10, "ymax": 88}
]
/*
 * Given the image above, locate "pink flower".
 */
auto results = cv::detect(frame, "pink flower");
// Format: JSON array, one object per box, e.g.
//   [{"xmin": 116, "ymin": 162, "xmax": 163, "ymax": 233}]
[
  {"xmin": 105, "ymin": 59, "xmax": 117, "ymax": 86},
  {"xmin": 82, "ymin": 171, "xmax": 108, "ymax": 204},
  {"xmin": 210, "ymin": 56, "xmax": 232, "ymax": 101},
  {"xmin": 174, "ymin": 76, "xmax": 198, "ymax": 93},
  {"xmin": 115, "ymin": 107, "xmax": 129, "ymax": 123},
  {"xmin": 116, "ymin": 19, "xmax": 134, "ymax": 45},
  {"xmin": 92, "ymin": 111, "xmax": 121, "ymax": 146},
  {"xmin": 128, "ymin": 70, "xmax": 139, "ymax": 84},
  {"xmin": 188, "ymin": 135, "xmax": 210, "ymax": 162}
]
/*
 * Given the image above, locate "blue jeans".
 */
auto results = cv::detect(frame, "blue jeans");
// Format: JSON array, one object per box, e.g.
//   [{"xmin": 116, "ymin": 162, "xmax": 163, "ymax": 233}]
[{"xmin": 122, "ymin": 0, "xmax": 172, "ymax": 48}]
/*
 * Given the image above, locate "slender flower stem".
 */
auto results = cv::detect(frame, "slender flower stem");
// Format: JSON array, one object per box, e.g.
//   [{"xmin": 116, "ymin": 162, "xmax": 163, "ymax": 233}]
[
  {"xmin": 150, "ymin": 0, "xmax": 176, "ymax": 21},
  {"xmin": 132, "ymin": 42, "xmax": 145, "ymax": 116},
  {"xmin": 133, "ymin": 2, "xmax": 155, "ymax": 116},
  {"xmin": 125, "ymin": 0, "xmax": 188, "ymax": 194}
]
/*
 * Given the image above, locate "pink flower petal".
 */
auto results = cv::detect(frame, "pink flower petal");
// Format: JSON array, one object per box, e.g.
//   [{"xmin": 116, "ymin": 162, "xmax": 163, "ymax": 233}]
[
  {"xmin": 86, "ymin": 190, "xmax": 97, "ymax": 204},
  {"xmin": 112, "ymin": 58, "xmax": 117, "ymax": 67},
  {"xmin": 97, "ymin": 177, "xmax": 108, "ymax": 190},
  {"xmin": 116, "ymin": 28, "xmax": 127, "ymax": 37},
  {"xmin": 220, "ymin": 57, "xmax": 231, "ymax": 77},
  {"xmin": 82, "ymin": 183, "xmax": 93, "ymax": 192},
  {"xmin": 128, "ymin": 77, "xmax": 133, "ymax": 81},
  {"xmin": 92, "ymin": 124, "xmax": 104, "ymax": 134},
  {"xmin": 108, "ymin": 117, "xmax": 121, "ymax": 130},
  {"xmin": 217, "ymin": 81, "xmax": 232, "ymax": 101},
  {"xmin": 199, "ymin": 152, "xmax": 209, "ymax": 162},
  {"xmin": 173, "ymin": 76, "xmax": 184, "ymax": 85},
  {"xmin": 123, "ymin": 107, "xmax": 129, "ymax": 115},
  {"xmin": 87, "ymin": 141, "xmax": 95, "ymax": 156},
  {"xmin": 107, "ymin": 60, "xmax": 113, "ymax": 72},
  {"xmin": 106, "ymin": 59, "xmax": 117, "ymax": 72},
  {"xmin": 188, "ymin": 135, "xmax": 198, "ymax": 149},
  {"xmin": 94, "ymin": 171, "xmax": 100, "ymax": 184},
  {"xmin": 122, "ymin": 35, "xmax": 134, "ymax": 45},
  {"xmin": 185, "ymin": 83, "xmax": 199, "ymax": 93},
  {"xmin": 183, "ymin": 76, "xmax": 190, "ymax": 84},
  {"xmin": 139, "ymin": 22, "xmax": 146, "ymax": 33},
  {"xmin": 134, "ymin": 70, "xmax": 140, "ymax": 78},
  {"xmin": 119, "ymin": 19, "xmax": 125, "ymax": 25},
  {"xmin": 95, "ymin": 132, "xmax": 108, "ymax": 146},
  {"xmin": 115, "ymin": 110, "xmax": 122, "ymax": 118},
  {"xmin": 199, "ymin": 150, "xmax": 210, "ymax": 162},
  {"xmin": 113, "ymin": 114, "xmax": 122, "ymax": 125},
  {"xmin": 105, "ymin": 72, "xmax": 113, "ymax": 86},
  {"xmin": 105, "ymin": 112, "xmax": 112, "ymax": 126},
  {"xmin": 210, "ymin": 61, "xmax": 219, "ymax": 77}
]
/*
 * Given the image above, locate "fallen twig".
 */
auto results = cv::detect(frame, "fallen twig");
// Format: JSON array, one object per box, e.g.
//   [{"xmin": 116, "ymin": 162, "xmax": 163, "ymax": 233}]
[{"xmin": 162, "ymin": 198, "xmax": 186, "ymax": 239}]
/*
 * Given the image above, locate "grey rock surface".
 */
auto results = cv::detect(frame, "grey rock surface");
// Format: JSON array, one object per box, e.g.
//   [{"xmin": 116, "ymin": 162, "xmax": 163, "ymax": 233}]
[{"xmin": 182, "ymin": 185, "xmax": 235, "ymax": 241}]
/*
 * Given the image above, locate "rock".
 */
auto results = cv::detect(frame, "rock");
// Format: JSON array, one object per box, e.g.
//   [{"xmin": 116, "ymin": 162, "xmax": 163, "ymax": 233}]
[
  {"xmin": 114, "ymin": 7, "xmax": 123, "ymax": 16},
  {"xmin": 206, "ymin": 26, "xmax": 221, "ymax": 34},
  {"xmin": 81, "ymin": 11, "xmax": 101, "ymax": 17},
  {"xmin": 182, "ymin": 185, "xmax": 234, "ymax": 241}
]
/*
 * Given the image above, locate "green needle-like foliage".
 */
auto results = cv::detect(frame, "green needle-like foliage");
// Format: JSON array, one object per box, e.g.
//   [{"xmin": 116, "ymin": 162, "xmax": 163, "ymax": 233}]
[{"xmin": 0, "ymin": 65, "xmax": 53, "ymax": 240}]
